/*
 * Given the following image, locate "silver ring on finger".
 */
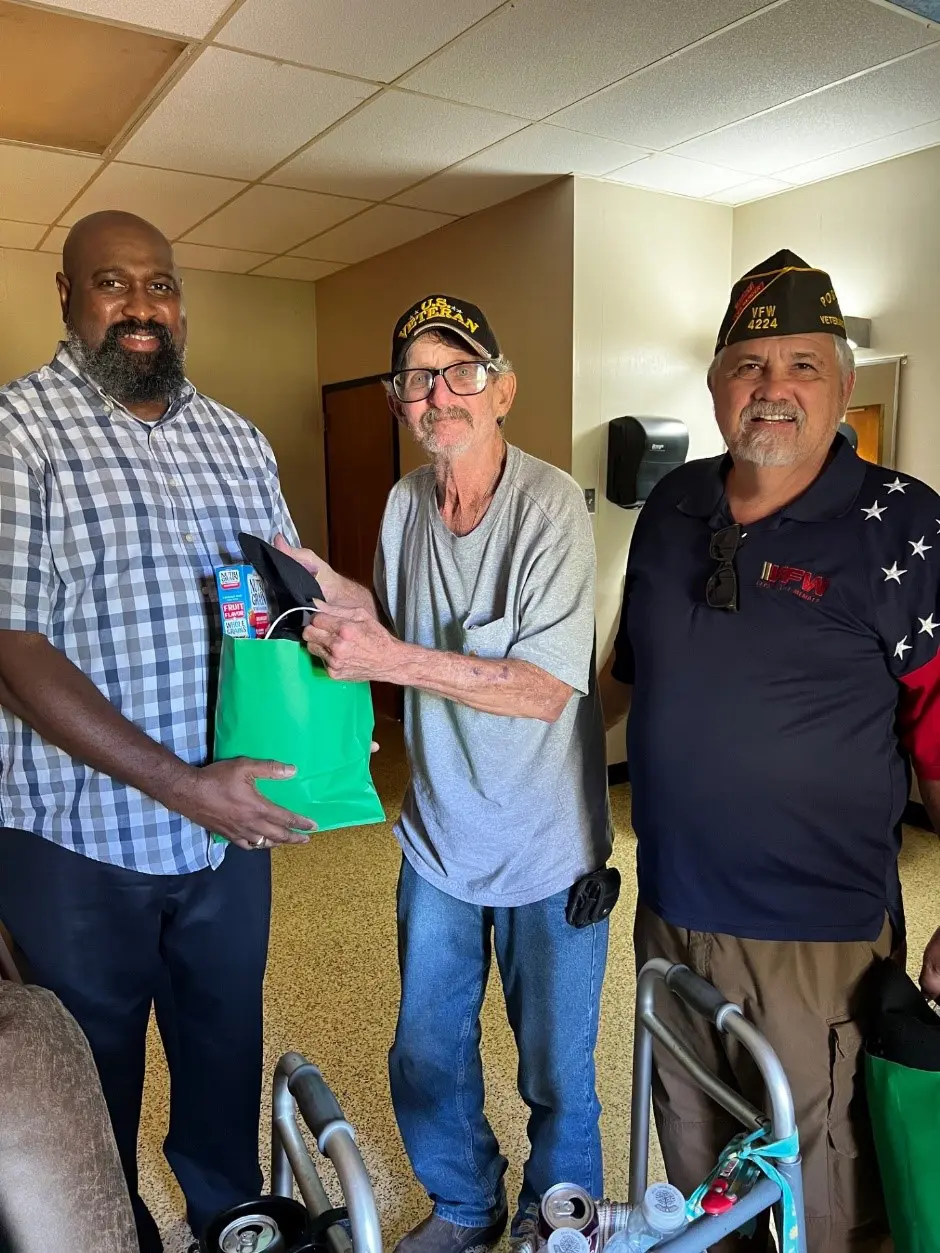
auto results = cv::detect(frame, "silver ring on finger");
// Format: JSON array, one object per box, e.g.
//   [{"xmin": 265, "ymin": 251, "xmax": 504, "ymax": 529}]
[{"xmin": 252, "ymin": 836, "xmax": 268, "ymax": 850}]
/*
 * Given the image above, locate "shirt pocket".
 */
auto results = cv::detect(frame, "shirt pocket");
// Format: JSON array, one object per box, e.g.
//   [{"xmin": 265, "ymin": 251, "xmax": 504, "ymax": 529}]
[{"xmin": 461, "ymin": 614, "xmax": 514, "ymax": 659}]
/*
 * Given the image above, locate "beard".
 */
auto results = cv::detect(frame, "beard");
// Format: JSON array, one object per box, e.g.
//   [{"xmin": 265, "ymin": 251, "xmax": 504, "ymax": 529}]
[
  {"xmin": 415, "ymin": 403, "xmax": 474, "ymax": 457},
  {"xmin": 67, "ymin": 319, "xmax": 186, "ymax": 406},
  {"xmin": 726, "ymin": 398, "xmax": 813, "ymax": 468}
]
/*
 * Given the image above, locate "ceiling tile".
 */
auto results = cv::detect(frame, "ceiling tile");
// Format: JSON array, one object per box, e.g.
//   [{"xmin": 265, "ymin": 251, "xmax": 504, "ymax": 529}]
[
  {"xmin": 707, "ymin": 175, "xmax": 794, "ymax": 204},
  {"xmin": 671, "ymin": 43, "xmax": 940, "ymax": 175},
  {"xmin": 61, "ymin": 163, "xmax": 245, "ymax": 239},
  {"xmin": 555, "ymin": 0, "xmax": 939, "ymax": 149},
  {"xmin": 395, "ymin": 123, "xmax": 648, "ymax": 214},
  {"xmin": 603, "ymin": 153, "xmax": 745, "ymax": 197},
  {"xmin": 0, "ymin": 144, "xmax": 100, "ymax": 224},
  {"xmin": 269, "ymin": 90, "xmax": 526, "ymax": 201},
  {"xmin": 120, "ymin": 46, "xmax": 376, "ymax": 179},
  {"xmin": 778, "ymin": 118, "xmax": 940, "ymax": 184},
  {"xmin": 183, "ymin": 185, "xmax": 370, "ymax": 253},
  {"xmin": 0, "ymin": 219, "xmax": 45, "ymax": 249},
  {"xmin": 292, "ymin": 204, "xmax": 456, "ymax": 264},
  {"xmin": 218, "ymin": 0, "xmax": 502, "ymax": 83},
  {"xmin": 402, "ymin": 0, "xmax": 775, "ymax": 120},
  {"xmin": 38, "ymin": 225, "xmax": 69, "ymax": 256},
  {"xmin": 251, "ymin": 257, "xmax": 346, "ymax": 281},
  {"xmin": 0, "ymin": 2, "xmax": 186, "ymax": 155},
  {"xmin": 37, "ymin": 0, "xmax": 232, "ymax": 38},
  {"xmin": 172, "ymin": 242, "xmax": 275, "ymax": 274}
]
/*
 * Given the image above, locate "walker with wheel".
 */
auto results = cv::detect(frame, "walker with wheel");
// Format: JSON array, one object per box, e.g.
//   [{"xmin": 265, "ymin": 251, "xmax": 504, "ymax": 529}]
[{"xmin": 200, "ymin": 962, "xmax": 807, "ymax": 1252}]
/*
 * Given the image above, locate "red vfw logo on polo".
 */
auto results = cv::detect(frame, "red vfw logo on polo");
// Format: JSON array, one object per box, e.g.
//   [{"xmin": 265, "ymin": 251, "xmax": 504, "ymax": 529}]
[{"xmin": 759, "ymin": 561, "xmax": 830, "ymax": 603}]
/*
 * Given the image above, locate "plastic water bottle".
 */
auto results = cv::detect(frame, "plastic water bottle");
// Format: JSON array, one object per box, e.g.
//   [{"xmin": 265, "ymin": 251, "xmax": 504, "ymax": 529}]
[{"xmin": 621, "ymin": 1184, "xmax": 687, "ymax": 1250}]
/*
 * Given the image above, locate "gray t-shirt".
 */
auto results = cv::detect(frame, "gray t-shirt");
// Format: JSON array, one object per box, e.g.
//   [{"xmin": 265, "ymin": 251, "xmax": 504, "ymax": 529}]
[{"xmin": 374, "ymin": 443, "xmax": 611, "ymax": 907}]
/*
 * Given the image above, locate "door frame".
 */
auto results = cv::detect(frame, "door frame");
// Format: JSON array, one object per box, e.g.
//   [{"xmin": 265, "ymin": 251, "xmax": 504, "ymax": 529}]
[
  {"xmin": 850, "ymin": 355, "xmax": 905, "ymax": 470},
  {"xmin": 322, "ymin": 373, "xmax": 401, "ymax": 567}
]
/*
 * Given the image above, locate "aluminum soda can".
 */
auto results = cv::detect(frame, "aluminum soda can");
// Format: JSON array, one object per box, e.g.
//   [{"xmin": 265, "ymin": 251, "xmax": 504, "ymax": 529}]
[
  {"xmin": 215, "ymin": 564, "xmax": 270, "ymax": 639},
  {"xmin": 217, "ymin": 1211, "xmax": 285, "ymax": 1251},
  {"xmin": 539, "ymin": 1184, "xmax": 598, "ymax": 1249}
]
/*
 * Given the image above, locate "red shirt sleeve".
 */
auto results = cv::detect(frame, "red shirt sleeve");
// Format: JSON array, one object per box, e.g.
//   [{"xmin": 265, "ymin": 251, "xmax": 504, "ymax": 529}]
[{"xmin": 898, "ymin": 650, "xmax": 940, "ymax": 780}]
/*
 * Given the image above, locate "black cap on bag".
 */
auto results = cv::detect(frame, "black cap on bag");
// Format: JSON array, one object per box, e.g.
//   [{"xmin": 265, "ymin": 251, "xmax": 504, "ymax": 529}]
[
  {"xmin": 391, "ymin": 294, "xmax": 500, "ymax": 371},
  {"xmin": 715, "ymin": 249, "xmax": 847, "ymax": 357}
]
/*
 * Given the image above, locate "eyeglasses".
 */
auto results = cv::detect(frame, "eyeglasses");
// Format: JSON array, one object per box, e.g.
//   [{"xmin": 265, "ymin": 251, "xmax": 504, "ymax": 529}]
[
  {"xmin": 390, "ymin": 360, "xmax": 495, "ymax": 402},
  {"xmin": 706, "ymin": 523, "xmax": 743, "ymax": 611}
]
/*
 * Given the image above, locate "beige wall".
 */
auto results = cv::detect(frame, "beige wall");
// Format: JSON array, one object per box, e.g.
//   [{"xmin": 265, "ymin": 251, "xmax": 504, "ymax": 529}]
[
  {"xmin": 571, "ymin": 178, "xmax": 733, "ymax": 759},
  {"xmin": 0, "ymin": 249, "xmax": 63, "ymax": 383},
  {"xmin": 733, "ymin": 144, "xmax": 940, "ymax": 491},
  {"xmin": 317, "ymin": 176, "xmax": 733, "ymax": 763},
  {"xmin": 181, "ymin": 268, "xmax": 322, "ymax": 548},
  {"xmin": 0, "ymin": 248, "xmax": 323, "ymax": 547},
  {"xmin": 316, "ymin": 178, "xmax": 575, "ymax": 478}
]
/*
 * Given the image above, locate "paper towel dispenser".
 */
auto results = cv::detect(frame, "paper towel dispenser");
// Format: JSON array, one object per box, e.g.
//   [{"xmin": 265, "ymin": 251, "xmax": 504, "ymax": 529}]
[{"xmin": 606, "ymin": 416, "xmax": 689, "ymax": 509}]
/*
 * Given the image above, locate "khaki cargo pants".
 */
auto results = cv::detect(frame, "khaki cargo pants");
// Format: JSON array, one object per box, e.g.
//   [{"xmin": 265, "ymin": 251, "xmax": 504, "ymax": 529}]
[{"xmin": 634, "ymin": 903, "xmax": 896, "ymax": 1253}]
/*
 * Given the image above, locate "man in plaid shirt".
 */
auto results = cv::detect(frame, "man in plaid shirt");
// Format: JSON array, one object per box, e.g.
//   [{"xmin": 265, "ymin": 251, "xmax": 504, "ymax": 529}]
[{"xmin": 0, "ymin": 211, "xmax": 316, "ymax": 1252}]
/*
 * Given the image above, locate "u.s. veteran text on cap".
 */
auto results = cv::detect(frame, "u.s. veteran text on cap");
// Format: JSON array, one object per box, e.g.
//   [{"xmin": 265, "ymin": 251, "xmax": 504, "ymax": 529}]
[{"xmin": 390, "ymin": 295, "xmax": 499, "ymax": 371}]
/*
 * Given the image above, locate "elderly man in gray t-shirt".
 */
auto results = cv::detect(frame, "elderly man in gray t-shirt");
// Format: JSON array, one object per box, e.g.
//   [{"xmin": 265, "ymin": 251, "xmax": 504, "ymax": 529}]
[{"xmin": 279, "ymin": 295, "xmax": 611, "ymax": 1253}]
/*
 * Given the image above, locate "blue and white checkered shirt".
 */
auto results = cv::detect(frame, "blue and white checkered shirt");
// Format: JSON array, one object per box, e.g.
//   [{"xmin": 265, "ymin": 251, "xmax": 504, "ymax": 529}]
[{"xmin": 0, "ymin": 346, "xmax": 300, "ymax": 875}]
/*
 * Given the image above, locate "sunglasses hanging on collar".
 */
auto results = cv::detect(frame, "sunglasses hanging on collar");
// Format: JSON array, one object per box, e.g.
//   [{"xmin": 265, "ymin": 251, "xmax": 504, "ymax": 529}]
[{"xmin": 706, "ymin": 523, "xmax": 744, "ymax": 612}]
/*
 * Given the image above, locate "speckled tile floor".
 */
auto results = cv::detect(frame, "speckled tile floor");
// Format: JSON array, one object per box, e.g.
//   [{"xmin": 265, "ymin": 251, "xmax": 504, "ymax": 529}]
[{"xmin": 139, "ymin": 726, "xmax": 940, "ymax": 1253}]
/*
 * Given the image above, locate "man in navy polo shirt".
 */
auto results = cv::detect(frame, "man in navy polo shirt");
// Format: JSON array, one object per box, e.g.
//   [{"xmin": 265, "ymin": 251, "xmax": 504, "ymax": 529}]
[{"xmin": 601, "ymin": 250, "xmax": 940, "ymax": 1252}]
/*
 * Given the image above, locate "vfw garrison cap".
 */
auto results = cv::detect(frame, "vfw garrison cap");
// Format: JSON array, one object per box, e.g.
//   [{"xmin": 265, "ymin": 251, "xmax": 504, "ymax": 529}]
[{"xmin": 715, "ymin": 249, "xmax": 846, "ymax": 357}]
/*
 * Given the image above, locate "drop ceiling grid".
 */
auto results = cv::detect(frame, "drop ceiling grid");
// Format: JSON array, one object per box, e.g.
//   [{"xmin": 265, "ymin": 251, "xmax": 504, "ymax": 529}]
[
  {"xmin": 7, "ymin": 0, "xmax": 525, "ymax": 270},
  {"xmin": 22, "ymin": 0, "xmax": 256, "ymax": 250},
  {"xmin": 2, "ymin": 0, "xmax": 940, "ymax": 276},
  {"xmin": 550, "ymin": 0, "xmax": 940, "ymax": 150}
]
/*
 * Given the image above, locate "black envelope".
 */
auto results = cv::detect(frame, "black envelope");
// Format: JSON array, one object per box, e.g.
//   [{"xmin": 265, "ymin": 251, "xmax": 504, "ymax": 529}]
[{"xmin": 238, "ymin": 533, "xmax": 323, "ymax": 641}]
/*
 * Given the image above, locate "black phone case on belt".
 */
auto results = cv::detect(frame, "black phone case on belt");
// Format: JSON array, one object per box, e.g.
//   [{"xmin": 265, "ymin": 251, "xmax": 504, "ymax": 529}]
[{"xmin": 565, "ymin": 866, "xmax": 621, "ymax": 928}]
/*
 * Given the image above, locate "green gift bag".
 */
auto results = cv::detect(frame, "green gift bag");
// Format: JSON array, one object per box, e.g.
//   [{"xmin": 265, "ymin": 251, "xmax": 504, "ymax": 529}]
[
  {"xmin": 865, "ymin": 960, "xmax": 940, "ymax": 1253},
  {"xmin": 212, "ymin": 634, "xmax": 385, "ymax": 835}
]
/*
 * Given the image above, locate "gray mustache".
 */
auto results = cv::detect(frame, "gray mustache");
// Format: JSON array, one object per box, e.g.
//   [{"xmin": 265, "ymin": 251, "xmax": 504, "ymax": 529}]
[
  {"xmin": 742, "ymin": 399, "xmax": 805, "ymax": 423},
  {"xmin": 423, "ymin": 406, "xmax": 472, "ymax": 426}
]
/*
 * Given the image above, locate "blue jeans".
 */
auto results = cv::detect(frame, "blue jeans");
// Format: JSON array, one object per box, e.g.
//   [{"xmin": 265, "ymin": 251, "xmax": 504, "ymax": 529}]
[{"xmin": 389, "ymin": 859, "xmax": 608, "ymax": 1232}]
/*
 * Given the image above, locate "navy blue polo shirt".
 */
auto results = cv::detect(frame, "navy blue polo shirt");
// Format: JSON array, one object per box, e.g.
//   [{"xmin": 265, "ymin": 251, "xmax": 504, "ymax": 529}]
[{"xmin": 613, "ymin": 435, "xmax": 940, "ymax": 942}]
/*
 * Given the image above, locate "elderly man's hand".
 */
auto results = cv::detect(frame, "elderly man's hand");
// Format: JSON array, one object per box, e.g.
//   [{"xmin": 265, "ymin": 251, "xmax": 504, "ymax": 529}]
[
  {"xmin": 274, "ymin": 534, "xmax": 342, "ymax": 601},
  {"xmin": 304, "ymin": 603, "xmax": 403, "ymax": 683},
  {"xmin": 921, "ymin": 927, "xmax": 940, "ymax": 1000}
]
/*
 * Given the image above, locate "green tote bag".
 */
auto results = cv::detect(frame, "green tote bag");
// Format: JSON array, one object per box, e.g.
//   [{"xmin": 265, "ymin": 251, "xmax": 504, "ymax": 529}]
[
  {"xmin": 865, "ymin": 960, "xmax": 940, "ymax": 1253},
  {"xmin": 213, "ymin": 634, "xmax": 385, "ymax": 835}
]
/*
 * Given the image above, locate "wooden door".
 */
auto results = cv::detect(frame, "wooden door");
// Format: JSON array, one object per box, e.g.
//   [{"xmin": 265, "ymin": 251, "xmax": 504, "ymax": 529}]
[
  {"xmin": 844, "ymin": 404, "xmax": 884, "ymax": 465},
  {"xmin": 323, "ymin": 378, "xmax": 402, "ymax": 722}
]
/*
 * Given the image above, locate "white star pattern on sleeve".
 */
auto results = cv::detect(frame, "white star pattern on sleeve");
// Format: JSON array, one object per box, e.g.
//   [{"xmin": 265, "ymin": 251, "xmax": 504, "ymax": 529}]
[
  {"xmin": 919, "ymin": 615, "xmax": 938, "ymax": 638},
  {"xmin": 885, "ymin": 477, "xmax": 909, "ymax": 494},
  {"xmin": 882, "ymin": 562, "xmax": 907, "ymax": 584},
  {"xmin": 910, "ymin": 536, "xmax": 933, "ymax": 559},
  {"xmin": 895, "ymin": 636, "xmax": 912, "ymax": 659},
  {"xmin": 862, "ymin": 501, "xmax": 887, "ymax": 521}
]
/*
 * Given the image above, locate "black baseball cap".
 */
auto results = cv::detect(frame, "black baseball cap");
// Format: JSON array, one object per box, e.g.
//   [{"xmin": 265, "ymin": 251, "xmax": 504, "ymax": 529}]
[
  {"xmin": 715, "ymin": 249, "xmax": 847, "ymax": 357},
  {"xmin": 391, "ymin": 295, "xmax": 500, "ymax": 372}
]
